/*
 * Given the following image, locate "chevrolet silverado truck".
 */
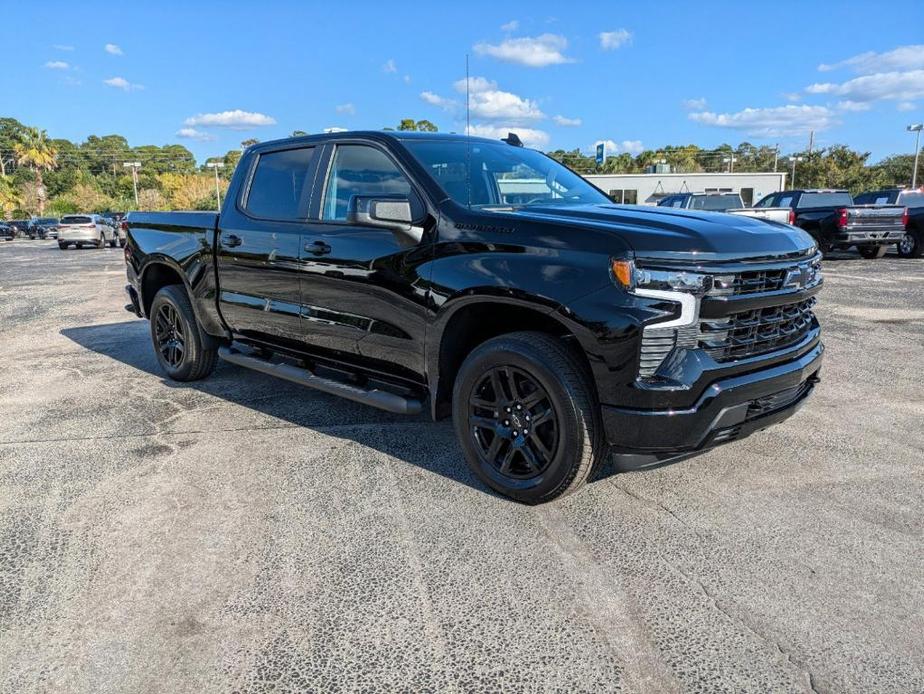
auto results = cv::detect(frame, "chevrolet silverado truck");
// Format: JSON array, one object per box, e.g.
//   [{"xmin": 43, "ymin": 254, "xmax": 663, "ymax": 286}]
[
  {"xmin": 123, "ymin": 131, "xmax": 824, "ymax": 503},
  {"xmin": 854, "ymin": 187, "xmax": 924, "ymax": 258},
  {"xmin": 657, "ymin": 192, "xmax": 792, "ymax": 224},
  {"xmin": 754, "ymin": 189, "xmax": 906, "ymax": 258}
]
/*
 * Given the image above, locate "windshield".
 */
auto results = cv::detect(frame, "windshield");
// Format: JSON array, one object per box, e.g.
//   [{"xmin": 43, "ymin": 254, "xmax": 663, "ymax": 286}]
[
  {"xmin": 35, "ymin": 218, "xmax": 58, "ymax": 224},
  {"xmin": 404, "ymin": 140, "xmax": 610, "ymax": 208},
  {"xmin": 61, "ymin": 216, "xmax": 93, "ymax": 224},
  {"xmin": 690, "ymin": 195, "xmax": 743, "ymax": 211},
  {"xmin": 899, "ymin": 192, "xmax": 924, "ymax": 207}
]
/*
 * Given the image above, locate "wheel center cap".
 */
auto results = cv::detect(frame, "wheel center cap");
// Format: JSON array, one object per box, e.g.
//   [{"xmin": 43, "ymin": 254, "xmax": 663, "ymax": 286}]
[{"xmin": 510, "ymin": 412, "xmax": 524, "ymax": 430}]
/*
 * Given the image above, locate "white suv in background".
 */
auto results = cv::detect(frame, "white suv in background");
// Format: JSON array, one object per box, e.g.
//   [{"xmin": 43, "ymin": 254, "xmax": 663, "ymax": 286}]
[{"xmin": 57, "ymin": 214, "xmax": 118, "ymax": 250}]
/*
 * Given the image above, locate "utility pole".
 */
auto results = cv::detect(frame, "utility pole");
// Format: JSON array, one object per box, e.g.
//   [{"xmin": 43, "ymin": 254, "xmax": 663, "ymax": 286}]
[
  {"xmin": 123, "ymin": 162, "xmax": 141, "ymax": 207},
  {"xmin": 808, "ymin": 130, "xmax": 814, "ymax": 155},
  {"xmin": 773, "ymin": 144, "xmax": 779, "ymax": 172},
  {"xmin": 723, "ymin": 156, "xmax": 737, "ymax": 173},
  {"xmin": 788, "ymin": 156, "xmax": 804, "ymax": 190},
  {"xmin": 206, "ymin": 161, "xmax": 225, "ymax": 211},
  {"xmin": 908, "ymin": 123, "xmax": 923, "ymax": 188}
]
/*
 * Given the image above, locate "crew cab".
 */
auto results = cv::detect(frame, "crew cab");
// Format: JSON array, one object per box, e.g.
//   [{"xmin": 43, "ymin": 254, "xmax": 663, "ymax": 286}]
[
  {"xmin": 123, "ymin": 131, "xmax": 823, "ymax": 503},
  {"xmin": 854, "ymin": 187, "xmax": 924, "ymax": 258},
  {"xmin": 755, "ymin": 189, "xmax": 906, "ymax": 258},
  {"xmin": 658, "ymin": 192, "xmax": 791, "ymax": 224}
]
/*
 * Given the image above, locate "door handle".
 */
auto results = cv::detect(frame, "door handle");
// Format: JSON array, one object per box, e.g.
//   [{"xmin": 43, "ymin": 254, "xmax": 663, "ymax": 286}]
[
  {"xmin": 305, "ymin": 240, "xmax": 332, "ymax": 256},
  {"xmin": 223, "ymin": 234, "xmax": 243, "ymax": 248}
]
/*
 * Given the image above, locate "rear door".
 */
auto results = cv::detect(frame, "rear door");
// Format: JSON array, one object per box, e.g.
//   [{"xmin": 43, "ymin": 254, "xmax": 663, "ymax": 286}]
[
  {"xmin": 297, "ymin": 141, "xmax": 432, "ymax": 381},
  {"xmin": 216, "ymin": 144, "xmax": 321, "ymax": 345}
]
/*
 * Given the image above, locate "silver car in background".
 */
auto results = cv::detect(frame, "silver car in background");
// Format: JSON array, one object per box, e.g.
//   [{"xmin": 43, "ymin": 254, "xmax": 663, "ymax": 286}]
[{"xmin": 57, "ymin": 214, "xmax": 118, "ymax": 249}]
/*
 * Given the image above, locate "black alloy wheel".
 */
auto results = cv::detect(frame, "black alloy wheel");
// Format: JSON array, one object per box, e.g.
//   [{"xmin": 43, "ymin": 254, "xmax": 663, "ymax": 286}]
[
  {"xmin": 154, "ymin": 302, "xmax": 186, "ymax": 368},
  {"xmin": 469, "ymin": 365, "xmax": 559, "ymax": 480}
]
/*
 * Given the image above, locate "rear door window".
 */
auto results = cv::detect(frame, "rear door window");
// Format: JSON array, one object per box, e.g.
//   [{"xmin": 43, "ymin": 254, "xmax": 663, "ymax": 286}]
[{"xmin": 245, "ymin": 147, "xmax": 317, "ymax": 221}]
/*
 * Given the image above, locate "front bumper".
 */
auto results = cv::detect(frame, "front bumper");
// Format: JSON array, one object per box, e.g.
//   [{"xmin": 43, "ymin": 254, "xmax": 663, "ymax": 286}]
[{"xmin": 602, "ymin": 341, "xmax": 823, "ymax": 459}]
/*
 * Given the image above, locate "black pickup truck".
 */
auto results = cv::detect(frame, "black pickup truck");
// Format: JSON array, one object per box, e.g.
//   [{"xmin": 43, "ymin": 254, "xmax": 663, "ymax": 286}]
[
  {"xmin": 855, "ymin": 187, "xmax": 924, "ymax": 258},
  {"xmin": 124, "ymin": 131, "xmax": 824, "ymax": 503},
  {"xmin": 754, "ymin": 189, "xmax": 906, "ymax": 258}
]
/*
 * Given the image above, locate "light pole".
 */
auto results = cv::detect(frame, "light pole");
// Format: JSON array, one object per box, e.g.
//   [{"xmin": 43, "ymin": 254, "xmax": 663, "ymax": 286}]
[
  {"xmin": 723, "ymin": 156, "xmax": 737, "ymax": 173},
  {"xmin": 908, "ymin": 123, "xmax": 923, "ymax": 188},
  {"xmin": 123, "ymin": 162, "xmax": 141, "ymax": 207},
  {"xmin": 206, "ymin": 162, "xmax": 225, "ymax": 211},
  {"xmin": 788, "ymin": 156, "xmax": 804, "ymax": 190}
]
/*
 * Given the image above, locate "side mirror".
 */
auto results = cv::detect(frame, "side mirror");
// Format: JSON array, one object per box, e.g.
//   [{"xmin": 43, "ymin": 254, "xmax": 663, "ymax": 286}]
[{"xmin": 348, "ymin": 195, "xmax": 425, "ymax": 245}]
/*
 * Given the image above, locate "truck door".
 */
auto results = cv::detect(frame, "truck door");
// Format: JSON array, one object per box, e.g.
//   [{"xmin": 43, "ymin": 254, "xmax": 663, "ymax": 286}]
[
  {"xmin": 297, "ymin": 142, "xmax": 432, "ymax": 382},
  {"xmin": 215, "ymin": 145, "xmax": 320, "ymax": 346}
]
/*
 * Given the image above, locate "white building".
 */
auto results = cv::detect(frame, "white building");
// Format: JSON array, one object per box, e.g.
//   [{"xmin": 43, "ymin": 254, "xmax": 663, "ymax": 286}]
[{"xmin": 584, "ymin": 172, "xmax": 788, "ymax": 206}]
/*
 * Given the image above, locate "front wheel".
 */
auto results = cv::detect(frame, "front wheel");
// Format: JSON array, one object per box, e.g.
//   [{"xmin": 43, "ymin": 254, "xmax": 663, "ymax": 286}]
[
  {"xmin": 96, "ymin": 234, "xmax": 105, "ymax": 249},
  {"xmin": 898, "ymin": 231, "xmax": 922, "ymax": 258},
  {"xmin": 452, "ymin": 331, "xmax": 603, "ymax": 504},
  {"xmin": 149, "ymin": 285, "xmax": 218, "ymax": 381},
  {"xmin": 109, "ymin": 237, "xmax": 117, "ymax": 248},
  {"xmin": 858, "ymin": 245, "xmax": 887, "ymax": 259}
]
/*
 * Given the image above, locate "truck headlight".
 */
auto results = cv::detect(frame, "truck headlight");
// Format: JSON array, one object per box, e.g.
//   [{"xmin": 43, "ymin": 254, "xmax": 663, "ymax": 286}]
[{"xmin": 612, "ymin": 259, "xmax": 708, "ymax": 378}]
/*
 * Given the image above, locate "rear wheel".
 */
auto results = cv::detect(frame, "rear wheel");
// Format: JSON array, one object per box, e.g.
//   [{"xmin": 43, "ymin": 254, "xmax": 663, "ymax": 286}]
[
  {"xmin": 898, "ymin": 231, "xmax": 922, "ymax": 258},
  {"xmin": 149, "ymin": 285, "xmax": 218, "ymax": 381},
  {"xmin": 858, "ymin": 245, "xmax": 887, "ymax": 259},
  {"xmin": 97, "ymin": 233, "xmax": 105, "ymax": 249},
  {"xmin": 452, "ymin": 331, "xmax": 603, "ymax": 504},
  {"xmin": 109, "ymin": 236, "xmax": 117, "ymax": 248},
  {"xmin": 58, "ymin": 242, "xmax": 68, "ymax": 250}
]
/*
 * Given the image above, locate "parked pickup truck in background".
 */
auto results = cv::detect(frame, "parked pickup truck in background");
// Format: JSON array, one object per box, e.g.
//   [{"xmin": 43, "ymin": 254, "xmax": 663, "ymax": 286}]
[
  {"xmin": 123, "ymin": 131, "xmax": 823, "ymax": 503},
  {"xmin": 755, "ymin": 189, "xmax": 907, "ymax": 258},
  {"xmin": 854, "ymin": 187, "xmax": 924, "ymax": 258},
  {"xmin": 657, "ymin": 192, "xmax": 792, "ymax": 225}
]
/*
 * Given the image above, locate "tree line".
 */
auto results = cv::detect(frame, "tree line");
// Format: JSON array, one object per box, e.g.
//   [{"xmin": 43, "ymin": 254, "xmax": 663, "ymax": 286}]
[{"xmin": 0, "ymin": 115, "xmax": 918, "ymax": 219}]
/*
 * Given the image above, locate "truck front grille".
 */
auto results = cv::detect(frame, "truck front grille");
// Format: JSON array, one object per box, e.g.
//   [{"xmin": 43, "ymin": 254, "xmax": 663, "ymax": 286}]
[
  {"xmin": 711, "ymin": 268, "xmax": 787, "ymax": 296},
  {"xmin": 699, "ymin": 297, "xmax": 816, "ymax": 362}
]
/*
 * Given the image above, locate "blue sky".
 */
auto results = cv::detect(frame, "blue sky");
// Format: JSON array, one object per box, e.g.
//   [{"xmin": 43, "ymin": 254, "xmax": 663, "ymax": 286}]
[{"xmin": 5, "ymin": 0, "xmax": 923, "ymax": 163}]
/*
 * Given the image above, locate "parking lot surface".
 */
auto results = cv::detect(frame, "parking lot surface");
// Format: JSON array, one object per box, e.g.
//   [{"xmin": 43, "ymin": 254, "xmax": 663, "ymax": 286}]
[{"xmin": 0, "ymin": 239, "xmax": 922, "ymax": 693}]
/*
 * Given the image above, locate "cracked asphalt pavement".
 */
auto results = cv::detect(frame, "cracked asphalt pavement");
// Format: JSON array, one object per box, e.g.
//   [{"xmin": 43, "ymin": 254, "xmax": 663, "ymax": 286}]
[{"xmin": 1, "ymin": 239, "xmax": 922, "ymax": 693}]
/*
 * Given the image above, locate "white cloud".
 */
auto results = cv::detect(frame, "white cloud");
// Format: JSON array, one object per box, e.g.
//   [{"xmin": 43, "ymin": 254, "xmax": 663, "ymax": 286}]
[
  {"xmin": 819, "ymin": 45, "xmax": 924, "ymax": 74},
  {"xmin": 553, "ymin": 115, "xmax": 582, "ymax": 126},
  {"xmin": 176, "ymin": 127, "xmax": 216, "ymax": 142},
  {"xmin": 783, "ymin": 92, "xmax": 802, "ymax": 102},
  {"xmin": 103, "ymin": 76, "xmax": 143, "ymax": 91},
  {"xmin": 382, "ymin": 58, "xmax": 397, "ymax": 73},
  {"xmin": 403, "ymin": 74, "xmax": 411, "ymax": 84},
  {"xmin": 599, "ymin": 29, "xmax": 632, "ymax": 51},
  {"xmin": 104, "ymin": 43, "xmax": 123, "ymax": 55},
  {"xmin": 336, "ymin": 103, "xmax": 356, "ymax": 115},
  {"xmin": 897, "ymin": 102, "xmax": 917, "ymax": 112},
  {"xmin": 473, "ymin": 34, "xmax": 572, "ymax": 67},
  {"xmin": 420, "ymin": 91, "xmax": 456, "ymax": 109},
  {"xmin": 45, "ymin": 61, "xmax": 69, "ymax": 70},
  {"xmin": 689, "ymin": 105, "xmax": 836, "ymax": 137},
  {"xmin": 837, "ymin": 100, "xmax": 871, "ymax": 112},
  {"xmin": 501, "ymin": 20, "xmax": 519, "ymax": 32},
  {"xmin": 323, "ymin": 127, "xmax": 348, "ymax": 133},
  {"xmin": 621, "ymin": 140, "xmax": 644, "ymax": 154},
  {"xmin": 458, "ymin": 76, "xmax": 543, "ymax": 121},
  {"xmin": 806, "ymin": 70, "xmax": 924, "ymax": 104},
  {"xmin": 468, "ymin": 124, "xmax": 549, "ymax": 147},
  {"xmin": 53, "ymin": 44, "xmax": 74, "ymax": 51},
  {"xmin": 682, "ymin": 97, "xmax": 707, "ymax": 110},
  {"xmin": 184, "ymin": 109, "xmax": 276, "ymax": 128}
]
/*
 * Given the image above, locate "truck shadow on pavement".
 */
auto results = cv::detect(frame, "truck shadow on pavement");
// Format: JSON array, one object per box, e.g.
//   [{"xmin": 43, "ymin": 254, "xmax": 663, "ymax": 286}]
[{"xmin": 62, "ymin": 320, "xmax": 624, "ymax": 497}]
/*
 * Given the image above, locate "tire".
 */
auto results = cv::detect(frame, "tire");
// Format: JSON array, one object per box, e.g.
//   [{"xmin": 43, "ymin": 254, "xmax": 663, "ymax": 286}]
[
  {"xmin": 76, "ymin": 243, "xmax": 82, "ymax": 249},
  {"xmin": 109, "ymin": 237, "xmax": 117, "ymax": 248},
  {"xmin": 149, "ymin": 284, "xmax": 218, "ymax": 381},
  {"xmin": 119, "ymin": 239, "xmax": 126, "ymax": 248},
  {"xmin": 58, "ymin": 242, "xmax": 68, "ymax": 250},
  {"xmin": 898, "ymin": 230, "xmax": 923, "ymax": 258},
  {"xmin": 97, "ymin": 234, "xmax": 105, "ymax": 249},
  {"xmin": 452, "ymin": 331, "xmax": 603, "ymax": 504},
  {"xmin": 858, "ymin": 245, "xmax": 887, "ymax": 259}
]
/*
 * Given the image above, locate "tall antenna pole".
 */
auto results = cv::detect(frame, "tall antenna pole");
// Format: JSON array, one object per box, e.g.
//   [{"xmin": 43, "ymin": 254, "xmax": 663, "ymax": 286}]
[{"xmin": 465, "ymin": 54, "xmax": 470, "ymax": 137}]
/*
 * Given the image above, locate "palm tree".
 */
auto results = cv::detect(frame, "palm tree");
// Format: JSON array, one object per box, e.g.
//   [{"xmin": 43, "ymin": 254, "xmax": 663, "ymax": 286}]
[
  {"xmin": 13, "ymin": 127, "xmax": 57, "ymax": 214},
  {"xmin": 0, "ymin": 175, "xmax": 21, "ymax": 219}
]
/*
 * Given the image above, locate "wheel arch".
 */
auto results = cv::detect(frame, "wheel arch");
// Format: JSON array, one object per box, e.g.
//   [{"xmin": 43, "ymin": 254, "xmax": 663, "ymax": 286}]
[{"xmin": 427, "ymin": 296, "xmax": 594, "ymax": 420}]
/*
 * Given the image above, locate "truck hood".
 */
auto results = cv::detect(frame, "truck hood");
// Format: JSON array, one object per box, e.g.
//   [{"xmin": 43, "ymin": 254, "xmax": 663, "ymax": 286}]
[{"xmin": 509, "ymin": 203, "xmax": 816, "ymax": 262}]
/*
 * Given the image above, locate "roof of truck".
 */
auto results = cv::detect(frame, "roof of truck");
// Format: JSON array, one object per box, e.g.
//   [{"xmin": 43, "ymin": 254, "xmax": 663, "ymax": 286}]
[{"xmin": 252, "ymin": 130, "xmax": 516, "ymax": 151}]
